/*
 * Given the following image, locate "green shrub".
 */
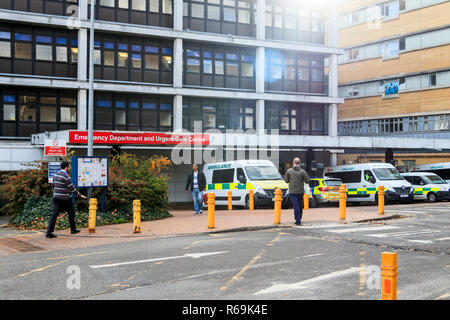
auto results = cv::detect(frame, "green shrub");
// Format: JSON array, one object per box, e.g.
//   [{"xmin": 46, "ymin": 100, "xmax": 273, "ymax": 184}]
[{"xmin": 1, "ymin": 153, "xmax": 172, "ymax": 230}]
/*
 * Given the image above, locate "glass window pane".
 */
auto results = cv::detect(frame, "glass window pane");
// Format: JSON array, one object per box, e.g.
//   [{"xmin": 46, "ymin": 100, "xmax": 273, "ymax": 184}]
[
  {"xmin": 271, "ymin": 65, "xmax": 282, "ymax": 79},
  {"xmin": 215, "ymin": 60, "xmax": 224, "ymax": 75},
  {"xmin": 15, "ymin": 43, "xmax": 31, "ymax": 59},
  {"xmin": 0, "ymin": 41, "xmax": 11, "ymax": 58},
  {"xmin": 132, "ymin": 0, "xmax": 146, "ymax": 11},
  {"xmin": 104, "ymin": 51, "xmax": 115, "ymax": 66},
  {"xmin": 162, "ymin": 55, "xmax": 172, "ymax": 71},
  {"xmin": 118, "ymin": 52, "xmax": 128, "ymax": 67},
  {"xmin": 163, "ymin": 0, "xmax": 172, "ymax": 14},
  {"xmin": 145, "ymin": 54, "xmax": 159, "ymax": 70},
  {"xmin": 224, "ymin": 8, "xmax": 236, "ymax": 22},
  {"xmin": 118, "ymin": 0, "xmax": 129, "ymax": 8},
  {"xmin": 226, "ymin": 62, "xmax": 239, "ymax": 76},
  {"xmin": 285, "ymin": 16, "xmax": 296, "ymax": 29},
  {"xmin": 19, "ymin": 105, "xmax": 36, "ymax": 122},
  {"xmin": 40, "ymin": 106, "xmax": 57, "ymax": 122},
  {"xmin": 71, "ymin": 48, "xmax": 78, "ymax": 63},
  {"xmin": 3, "ymin": 105, "xmax": 15, "ymax": 121},
  {"xmin": 265, "ymin": 13, "xmax": 272, "ymax": 26},
  {"xmin": 116, "ymin": 109, "xmax": 126, "ymax": 125},
  {"xmin": 149, "ymin": 0, "xmax": 159, "ymax": 12},
  {"xmin": 132, "ymin": 54, "xmax": 142, "ymax": 68},
  {"xmin": 208, "ymin": 6, "xmax": 220, "ymax": 20},
  {"xmin": 224, "ymin": 0, "xmax": 235, "ymax": 6},
  {"xmin": 238, "ymin": 10, "xmax": 251, "ymax": 24},
  {"xmin": 187, "ymin": 59, "xmax": 200, "ymax": 73},
  {"xmin": 100, "ymin": 0, "xmax": 114, "ymax": 7},
  {"xmin": 36, "ymin": 44, "xmax": 53, "ymax": 61},
  {"xmin": 311, "ymin": 68, "xmax": 323, "ymax": 81},
  {"xmin": 56, "ymin": 46, "xmax": 67, "ymax": 62},
  {"xmin": 203, "ymin": 60, "xmax": 213, "ymax": 74},
  {"xmin": 94, "ymin": 49, "xmax": 101, "ymax": 65},
  {"xmin": 285, "ymin": 66, "xmax": 296, "ymax": 80},
  {"xmin": 241, "ymin": 62, "xmax": 253, "ymax": 77},
  {"xmin": 192, "ymin": 3, "xmax": 204, "ymax": 18},
  {"xmin": 61, "ymin": 107, "xmax": 76, "ymax": 123}
]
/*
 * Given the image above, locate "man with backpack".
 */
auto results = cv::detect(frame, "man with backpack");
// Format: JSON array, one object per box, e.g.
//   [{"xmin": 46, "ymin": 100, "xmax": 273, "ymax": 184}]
[{"xmin": 284, "ymin": 157, "xmax": 310, "ymax": 226}]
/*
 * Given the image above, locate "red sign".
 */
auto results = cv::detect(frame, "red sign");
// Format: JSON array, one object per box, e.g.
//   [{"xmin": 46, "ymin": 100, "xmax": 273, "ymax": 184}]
[
  {"xmin": 44, "ymin": 139, "xmax": 67, "ymax": 156},
  {"xmin": 68, "ymin": 131, "xmax": 210, "ymax": 145}
]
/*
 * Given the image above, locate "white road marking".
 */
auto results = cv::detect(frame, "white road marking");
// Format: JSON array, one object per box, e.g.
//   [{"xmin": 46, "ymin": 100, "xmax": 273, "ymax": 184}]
[
  {"xmin": 408, "ymin": 240, "xmax": 434, "ymax": 244},
  {"xmin": 435, "ymin": 237, "xmax": 450, "ymax": 241},
  {"xmin": 254, "ymin": 267, "xmax": 361, "ymax": 295},
  {"xmin": 90, "ymin": 251, "xmax": 228, "ymax": 269},
  {"xmin": 434, "ymin": 293, "xmax": 450, "ymax": 300},
  {"xmin": 294, "ymin": 224, "xmax": 355, "ymax": 229},
  {"xmin": 385, "ymin": 209, "xmax": 425, "ymax": 214},
  {"xmin": 301, "ymin": 254, "xmax": 324, "ymax": 258},
  {"xmin": 365, "ymin": 229, "xmax": 440, "ymax": 238},
  {"xmin": 326, "ymin": 226, "xmax": 400, "ymax": 234}
]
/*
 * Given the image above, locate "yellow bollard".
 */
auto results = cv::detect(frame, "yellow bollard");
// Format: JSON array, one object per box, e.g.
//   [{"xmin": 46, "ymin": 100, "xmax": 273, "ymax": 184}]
[
  {"xmin": 273, "ymin": 188, "xmax": 282, "ymax": 225},
  {"xmin": 88, "ymin": 198, "xmax": 97, "ymax": 233},
  {"xmin": 339, "ymin": 184, "xmax": 347, "ymax": 221},
  {"xmin": 133, "ymin": 200, "xmax": 141, "ymax": 233},
  {"xmin": 228, "ymin": 191, "xmax": 232, "ymax": 211},
  {"xmin": 208, "ymin": 192, "xmax": 216, "ymax": 229},
  {"xmin": 381, "ymin": 252, "xmax": 398, "ymax": 300},
  {"xmin": 378, "ymin": 186, "xmax": 385, "ymax": 215},
  {"xmin": 249, "ymin": 189, "xmax": 254, "ymax": 211},
  {"xmin": 304, "ymin": 193, "xmax": 309, "ymax": 210}
]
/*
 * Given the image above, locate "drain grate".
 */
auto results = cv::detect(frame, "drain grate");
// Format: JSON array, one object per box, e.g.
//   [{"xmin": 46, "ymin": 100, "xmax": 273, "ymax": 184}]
[{"xmin": 0, "ymin": 238, "xmax": 44, "ymax": 253}]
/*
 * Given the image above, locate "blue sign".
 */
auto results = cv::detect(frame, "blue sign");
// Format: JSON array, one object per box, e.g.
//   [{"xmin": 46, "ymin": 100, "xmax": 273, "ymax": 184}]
[
  {"xmin": 48, "ymin": 162, "xmax": 61, "ymax": 183},
  {"xmin": 385, "ymin": 82, "xmax": 399, "ymax": 95}
]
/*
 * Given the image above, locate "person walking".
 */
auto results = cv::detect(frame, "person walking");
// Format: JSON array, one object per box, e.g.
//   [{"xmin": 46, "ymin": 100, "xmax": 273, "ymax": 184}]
[
  {"xmin": 185, "ymin": 164, "xmax": 206, "ymax": 215},
  {"xmin": 284, "ymin": 157, "xmax": 310, "ymax": 226},
  {"xmin": 46, "ymin": 161, "xmax": 86, "ymax": 238}
]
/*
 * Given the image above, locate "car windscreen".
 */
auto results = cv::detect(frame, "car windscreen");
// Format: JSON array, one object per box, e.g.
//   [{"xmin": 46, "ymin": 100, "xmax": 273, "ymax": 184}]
[
  {"xmin": 245, "ymin": 166, "xmax": 282, "ymax": 181},
  {"xmin": 324, "ymin": 180, "xmax": 342, "ymax": 187},
  {"xmin": 373, "ymin": 168, "xmax": 404, "ymax": 181},
  {"xmin": 424, "ymin": 175, "xmax": 446, "ymax": 184}
]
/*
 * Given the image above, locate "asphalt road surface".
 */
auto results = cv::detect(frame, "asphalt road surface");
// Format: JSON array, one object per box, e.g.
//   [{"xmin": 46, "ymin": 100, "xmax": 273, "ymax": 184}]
[{"xmin": 0, "ymin": 204, "xmax": 448, "ymax": 300}]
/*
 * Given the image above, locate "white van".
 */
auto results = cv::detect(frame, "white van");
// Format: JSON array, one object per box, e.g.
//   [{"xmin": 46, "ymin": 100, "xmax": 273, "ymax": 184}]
[
  {"xmin": 401, "ymin": 172, "xmax": 450, "ymax": 202},
  {"xmin": 203, "ymin": 160, "xmax": 290, "ymax": 208},
  {"xmin": 323, "ymin": 163, "xmax": 414, "ymax": 204},
  {"xmin": 411, "ymin": 162, "xmax": 450, "ymax": 184}
]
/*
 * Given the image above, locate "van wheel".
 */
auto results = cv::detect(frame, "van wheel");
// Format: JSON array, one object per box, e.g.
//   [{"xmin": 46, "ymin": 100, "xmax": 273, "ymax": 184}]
[
  {"xmin": 427, "ymin": 192, "xmax": 437, "ymax": 203},
  {"xmin": 310, "ymin": 196, "xmax": 319, "ymax": 208}
]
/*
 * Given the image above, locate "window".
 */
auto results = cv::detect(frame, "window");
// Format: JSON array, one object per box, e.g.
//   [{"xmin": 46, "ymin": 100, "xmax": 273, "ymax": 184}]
[
  {"xmin": 145, "ymin": 46, "xmax": 159, "ymax": 70},
  {"xmin": 162, "ymin": 0, "xmax": 172, "ymax": 14},
  {"xmin": 224, "ymin": 8, "xmax": 237, "ymax": 22},
  {"xmin": 429, "ymin": 73, "xmax": 437, "ymax": 86},
  {"xmin": 192, "ymin": 3, "xmax": 204, "ymax": 18},
  {"xmin": 212, "ymin": 169, "xmax": 235, "ymax": 184},
  {"xmin": 15, "ymin": 39, "xmax": 32, "ymax": 60},
  {"xmin": 383, "ymin": 39, "xmax": 399, "ymax": 58},
  {"xmin": 149, "ymin": 0, "xmax": 159, "ymax": 12},
  {"xmin": 3, "ymin": 104, "xmax": 15, "ymax": 121},
  {"xmin": 100, "ymin": 0, "xmax": 115, "ymax": 7},
  {"xmin": 132, "ymin": 0, "xmax": 146, "ymax": 11},
  {"xmin": 0, "ymin": 31, "xmax": 11, "ymax": 58},
  {"xmin": 208, "ymin": 5, "xmax": 220, "ymax": 20},
  {"xmin": 119, "ymin": 0, "xmax": 129, "ymax": 9}
]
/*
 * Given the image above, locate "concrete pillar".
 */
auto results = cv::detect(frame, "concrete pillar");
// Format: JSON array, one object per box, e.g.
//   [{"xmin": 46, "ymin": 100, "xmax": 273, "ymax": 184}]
[
  {"xmin": 173, "ymin": 38, "xmax": 183, "ymax": 89},
  {"xmin": 77, "ymin": 28, "xmax": 88, "ymax": 82},
  {"xmin": 173, "ymin": 95, "xmax": 183, "ymax": 131},
  {"xmin": 173, "ymin": 0, "xmax": 183, "ymax": 31},
  {"xmin": 78, "ymin": 0, "xmax": 87, "ymax": 20},
  {"xmin": 77, "ymin": 89, "xmax": 87, "ymax": 130},
  {"xmin": 256, "ymin": 100, "xmax": 265, "ymax": 132},
  {"xmin": 256, "ymin": 47, "xmax": 265, "ymax": 94},
  {"xmin": 256, "ymin": 0, "xmax": 266, "ymax": 41},
  {"xmin": 327, "ymin": 2, "xmax": 339, "ymax": 141}
]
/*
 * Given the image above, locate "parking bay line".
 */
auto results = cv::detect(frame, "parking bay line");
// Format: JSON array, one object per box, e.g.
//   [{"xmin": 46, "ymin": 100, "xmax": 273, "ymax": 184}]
[{"xmin": 325, "ymin": 226, "xmax": 400, "ymax": 234}]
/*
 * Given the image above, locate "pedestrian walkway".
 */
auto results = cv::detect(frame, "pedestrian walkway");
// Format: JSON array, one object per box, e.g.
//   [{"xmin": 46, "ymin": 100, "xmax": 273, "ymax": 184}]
[{"xmin": 0, "ymin": 204, "xmax": 399, "ymax": 256}]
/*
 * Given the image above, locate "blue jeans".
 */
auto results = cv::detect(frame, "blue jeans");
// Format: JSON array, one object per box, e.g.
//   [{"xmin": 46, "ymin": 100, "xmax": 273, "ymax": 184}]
[
  {"xmin": 192, "ymin": 189, "xmax": 203, "ymax": 213},
  {"xmin": 290, "ymin": 194, "xmax": 304, "ymax": 224}
]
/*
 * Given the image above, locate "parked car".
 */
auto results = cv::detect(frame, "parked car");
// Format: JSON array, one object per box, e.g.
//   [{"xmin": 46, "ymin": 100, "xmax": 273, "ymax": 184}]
[{"xmin": 309, "ymin": 178, "xmax": 343, "ymax": 208}]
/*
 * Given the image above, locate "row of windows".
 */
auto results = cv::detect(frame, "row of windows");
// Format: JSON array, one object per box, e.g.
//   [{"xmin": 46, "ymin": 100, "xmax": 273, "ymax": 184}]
[
  {"xmin": 339, "ymin": 0, "xmax": 448, "ymax": 29},
  {"xmin": 265, "ymin": 102, "xmax": 325, "ymax": 135},
  {"xmin": 90, "ymin": 0, "xmax": 173, "ymax": 28},
  {"xmin": 339, "ymin": 27, "xmax": 450, "ymax": 64},
  {"xmin": 184, "ymin": 43, "xmax": 255, "ymax": 89},
  {"xmin": 265, "ymin": 50, "xmax": 325, "ymax": 94},
  {"xmin": 182, "ymin": 98, "xmax": 255, "ymax": 131},
  {"xmin": 0, "ymin": 25, "xmax": 78, "ymax": 77},
  {"xmin": 0, "ymin": 0, "xmax": 78, "ymax": 17},
  {"xmin": 339, "ymin": 70, "xmax": 450, "ymax": 98},
  {"xmin": 92, "ymin": 34, "xmax": 173, "ymax": 84},
  {"xmin": 340, "ymin": 114, "xmax": 450, "ymax": 136},
  {"xmin": 95, "ymin": 93, "xmax": 173, "ymax": 132},
  {"xmin": 0, "ymin": 87, "xmax": 77, "ymax": 137}
]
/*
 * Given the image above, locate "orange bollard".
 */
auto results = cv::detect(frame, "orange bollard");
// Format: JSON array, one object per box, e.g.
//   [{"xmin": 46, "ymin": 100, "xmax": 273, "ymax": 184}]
[
  {"xmin": 228, "ymin": 191, "xmax": 232, "ymax": 211},
  {"xmin": 273, "ymin": 188, "xmax": 282, "ymax": 224},
  {"xmin": 304, "ymin": 193, "xmax": 309, "ymax": 210},
  {"xmin": 381, "ymin": 252, "xmax": 398, "ymax": 300},
  {"xmin": 249, "ymin": 189, "xmax": 254, "ymax": 211},
  {"xmin": 378, "ymin": 186, "xmax": 385, "ymax": 215},
  {"xmin": 88, "ymin": 198, "xmax": 97, "ymax": 233},
  {"xmin": 133, "ymin": 200, "xmax": 141, "ymax": 233},
  {"xmin": 339, "ymin": 184, "xmax": 347, "ymax": 221},
  {"xmin": 208, "ymin": 192, "xmax": 216, "ymax": 229}
]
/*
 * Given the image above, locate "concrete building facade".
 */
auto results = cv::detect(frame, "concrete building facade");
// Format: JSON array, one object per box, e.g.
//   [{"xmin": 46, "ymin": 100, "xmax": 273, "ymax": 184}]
[{"xmin": 336, "ymin": 0, "xmax": 450, "ymax": 170}]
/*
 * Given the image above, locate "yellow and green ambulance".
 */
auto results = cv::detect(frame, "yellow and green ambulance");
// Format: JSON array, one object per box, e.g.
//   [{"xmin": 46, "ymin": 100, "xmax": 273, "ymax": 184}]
[
  {"xmin": 309, "ymin": 178, "xmax": 343, "ymax": 207},
  {"xmin": 203, "ymin": 160, "xmax": 289, "ymax": 208},
  {"xmin": 401, "ymin": 172, "xmax": 450, "ymax": 202}
]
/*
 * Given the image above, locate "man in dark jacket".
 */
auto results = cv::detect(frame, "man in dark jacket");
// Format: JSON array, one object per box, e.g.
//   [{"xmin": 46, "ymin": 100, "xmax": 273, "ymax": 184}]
[
  {"xmin": 46, "ymin": 161, "xmax": 86, "ymax": 238},
  {"xmin": 185, "ymin": 164, "xmax": 207, "ymax": 215},
  {"xmin": 284, "ymin": 157, "xmax": 310, "ymax": 225}
]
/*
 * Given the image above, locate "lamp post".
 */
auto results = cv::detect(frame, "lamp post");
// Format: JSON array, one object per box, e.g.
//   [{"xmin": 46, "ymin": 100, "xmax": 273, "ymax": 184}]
[{"xmin": 87, "ymin": 0, "xmax": 95, "ymax": 198}]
